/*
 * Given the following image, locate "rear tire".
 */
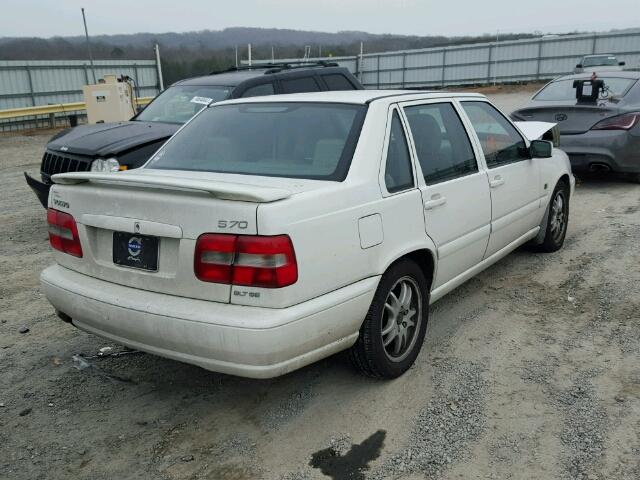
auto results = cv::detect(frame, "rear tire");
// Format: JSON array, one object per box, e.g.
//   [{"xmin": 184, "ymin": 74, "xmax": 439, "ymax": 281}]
[
  {"xmin": 349, "ymin": 259, "xmax": 429, "ymax": 379},
  {"xmin": 536, "ymin": 181, "xmax": 570, "ymax": 253}
]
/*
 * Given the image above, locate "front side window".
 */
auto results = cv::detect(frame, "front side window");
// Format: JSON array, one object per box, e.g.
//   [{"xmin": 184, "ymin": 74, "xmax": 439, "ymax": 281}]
[
  {"xmin": 384, "ymin": 110, "xmax": 414, "ymax": 193},
  {"xmin": 280, "ymin": 77, "xmax": 321, "ymax": 94},
  {"xmin": 462, "ymin": 102, "xmax": 529, "ymax": 168},
  {"xmin": 404, "ymin": 102, "xmax": 477, "ymax": 184},
  {"xmin": 322, "ymin": 74, "xmax": 355, "ymax": 91},
  {"xmin": 136, "ymin": 85, "xmax": 232, "ymax": 124},
  {"xmin": 147, "ymin": 102, "xmax": 367, "ymax": 181},
  {"xmin": 241, "ymin": 83, "xmax": 275, "ymax": 98}
]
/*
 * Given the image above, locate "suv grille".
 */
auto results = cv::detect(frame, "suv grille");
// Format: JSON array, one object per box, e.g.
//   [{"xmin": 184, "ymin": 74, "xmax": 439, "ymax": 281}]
[{"xmin": 41, "ymin": 151, "xmax": 92, "ymax": 179}]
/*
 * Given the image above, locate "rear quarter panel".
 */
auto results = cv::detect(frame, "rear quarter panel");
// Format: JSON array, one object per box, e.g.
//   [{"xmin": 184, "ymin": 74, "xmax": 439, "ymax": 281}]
[{"xmin": 233, "ymin": 101, "xmax": 436, "ymax": 308}]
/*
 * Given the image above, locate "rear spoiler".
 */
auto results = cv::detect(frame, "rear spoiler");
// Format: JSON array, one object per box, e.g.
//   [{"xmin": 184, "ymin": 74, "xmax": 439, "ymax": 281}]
[{"xmin": 52, "ymin": 172, "xmax": 291, "ymax": 203}]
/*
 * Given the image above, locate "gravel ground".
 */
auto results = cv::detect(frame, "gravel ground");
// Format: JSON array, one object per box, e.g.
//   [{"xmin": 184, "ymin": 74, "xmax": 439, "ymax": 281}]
[{"xmin": 1, "ymin": 87, "xmax": 639, "ymax": 479}]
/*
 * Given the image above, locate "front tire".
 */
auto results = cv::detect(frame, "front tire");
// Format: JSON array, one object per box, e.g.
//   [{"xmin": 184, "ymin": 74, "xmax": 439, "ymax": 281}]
[
  {"xmin": 349, "ymin": 259, "xmax": 429, "ymax": 378},
  {"xmin": 537, "ymin": 181, "xmax": 570, "ymax": 252}
]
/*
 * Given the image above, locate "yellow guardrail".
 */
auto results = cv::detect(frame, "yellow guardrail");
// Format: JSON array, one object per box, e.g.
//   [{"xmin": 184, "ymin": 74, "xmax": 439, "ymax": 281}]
[{"xmin": 0, "ymin": 96, "xmax": 154, "ymax": 121}]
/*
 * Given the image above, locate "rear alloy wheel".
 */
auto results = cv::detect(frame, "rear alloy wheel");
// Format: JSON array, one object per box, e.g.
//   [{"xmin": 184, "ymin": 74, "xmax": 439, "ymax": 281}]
[
  {"xmin": 537, "ymin": 181, "xmax": 570, "ymax": 252},
  {"xmin": 349, "ymin": 259, "xmax": 429, "ymax": 378}
]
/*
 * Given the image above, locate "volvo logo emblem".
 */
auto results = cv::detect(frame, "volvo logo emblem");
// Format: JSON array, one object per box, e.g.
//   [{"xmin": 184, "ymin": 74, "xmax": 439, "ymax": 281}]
[
  {"xmin": 555, "ymin": 113, "xmax": 568, "ymax": 122},
  {"xmin": 127, "ymin": 236, "xmax": 143, "ymax": 257}
]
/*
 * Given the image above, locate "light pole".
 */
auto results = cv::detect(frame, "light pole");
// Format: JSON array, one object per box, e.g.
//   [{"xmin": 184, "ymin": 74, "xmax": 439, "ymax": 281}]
[{"xmin": 81, "ymin": 8, "xmax": 96, "ymax": 83}]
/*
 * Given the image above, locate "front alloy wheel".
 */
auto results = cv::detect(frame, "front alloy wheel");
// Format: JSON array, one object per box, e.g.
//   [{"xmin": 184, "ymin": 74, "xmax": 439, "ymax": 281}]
[{"xmin": 537, "ymin": 181, "xmax": 570, "ymax": 252}]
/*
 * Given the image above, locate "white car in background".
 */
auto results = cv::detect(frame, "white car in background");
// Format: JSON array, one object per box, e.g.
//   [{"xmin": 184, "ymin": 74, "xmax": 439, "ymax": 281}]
[
  {"xmin": 574, "ymin": 54, "xmax": 626, "ymax": 74},
  {"xmin": 41, "ymin": 90, "xmax": 574, "ymax": 379}
]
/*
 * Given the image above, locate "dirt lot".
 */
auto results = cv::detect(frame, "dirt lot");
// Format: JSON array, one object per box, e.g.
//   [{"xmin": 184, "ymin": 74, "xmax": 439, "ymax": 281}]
[{"xmin": 1, "ymin": 89, "xmax": 639, "ymax": 480}]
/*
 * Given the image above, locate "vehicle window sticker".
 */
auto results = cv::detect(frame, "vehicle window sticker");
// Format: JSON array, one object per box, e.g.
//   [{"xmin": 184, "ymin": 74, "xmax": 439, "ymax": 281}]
[{"xmin": 190, "ymin": 96, "xmax": 213, "ymax": 105}]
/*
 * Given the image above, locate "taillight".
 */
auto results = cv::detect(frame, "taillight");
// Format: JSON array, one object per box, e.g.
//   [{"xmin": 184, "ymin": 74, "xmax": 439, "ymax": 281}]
[
  {"xmin": 591, "ymin": 112, "xmax": 640, "ymax": 131},
  {"xmin": 194, "ymin": 234, "xmax": 236, "ymax": 283},
  {"xmin": 194, "ymin": 234, "xmax": 297, "ymax": 288},
  {"xmin": 47, "ymin": 208, "xmax": 83, "ymax": 257}
]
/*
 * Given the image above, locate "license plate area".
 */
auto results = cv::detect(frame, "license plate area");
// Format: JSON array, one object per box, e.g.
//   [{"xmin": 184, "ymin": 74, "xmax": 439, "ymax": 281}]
[{"xmin": 113, "ymin": 231, "xmax": 159, "ymax": 271}]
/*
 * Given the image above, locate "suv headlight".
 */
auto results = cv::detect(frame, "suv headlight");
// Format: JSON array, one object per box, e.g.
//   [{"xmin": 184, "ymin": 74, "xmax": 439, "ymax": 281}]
[{"xmin": 90, "ymin": 158, "xmax": 120, "ymax": 172}]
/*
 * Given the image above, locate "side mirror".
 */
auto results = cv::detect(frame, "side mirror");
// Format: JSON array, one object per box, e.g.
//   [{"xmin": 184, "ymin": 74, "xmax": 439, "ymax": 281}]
[
  {"xmin": 576, "ymin": 63, "xmax": 583, "ymax": 68},
  {"xmin": 530, "ymin": 139, "xmax": 553, "ymax": 158},
  {"xmin": 619, "ymin": 61, "xmax": 626, "ymax": 66},
  {"xmin": 136, "ymin": 105, "xmax": 146, "ymax": 113}
]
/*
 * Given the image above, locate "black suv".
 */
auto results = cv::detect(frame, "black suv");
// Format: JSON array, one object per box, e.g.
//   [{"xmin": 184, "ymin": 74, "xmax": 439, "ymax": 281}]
[{"xmin": 26, "ymin": 62, "xmax": 362, "ymax": 207}]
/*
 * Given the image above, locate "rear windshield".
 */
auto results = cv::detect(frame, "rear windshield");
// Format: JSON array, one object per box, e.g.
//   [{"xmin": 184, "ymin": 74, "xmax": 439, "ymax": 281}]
[
  {"xmin": 583, "ymin": 55, "xmax": 618, "ymax": 67},
  {"xmin": 136, "ymin": 85, "xmax": 233, "ymax": 124},
  {"xmin": 146, "ymin": 102, "xmax": 367, "ymax": 181},
  {"xmin": 533, "ymin": 77, "xmax": 637, "ymax": 101}
]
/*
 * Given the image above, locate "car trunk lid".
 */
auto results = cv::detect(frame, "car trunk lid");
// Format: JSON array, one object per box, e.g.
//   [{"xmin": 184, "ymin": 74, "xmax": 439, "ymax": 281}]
[
  {"xmin": 513, "ymin": 104, "xmax": 621, "ymax": 135},
  {"xmin": 48, "ymin": 170, "xmax": 307, "ymax": 304}
]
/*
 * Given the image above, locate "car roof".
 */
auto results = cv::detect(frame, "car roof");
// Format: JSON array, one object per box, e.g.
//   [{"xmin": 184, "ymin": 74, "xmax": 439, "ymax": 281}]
[
  {"xmin": 173, "ymin": 65, "xmax": 353, "ymax": 87},
  {"xmin": 212, "ymin": 89, "xmax": 486, "ymax": 106},
  {"xmin": 553, "ymin": 71, "xmax": 640, "ymax": 81}
]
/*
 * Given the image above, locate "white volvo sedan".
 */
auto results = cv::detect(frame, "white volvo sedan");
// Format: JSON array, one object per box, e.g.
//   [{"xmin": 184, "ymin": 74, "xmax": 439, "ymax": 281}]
[{"xmin": 41, "ymin": 90, "xmax": 574, "ymax": 379}]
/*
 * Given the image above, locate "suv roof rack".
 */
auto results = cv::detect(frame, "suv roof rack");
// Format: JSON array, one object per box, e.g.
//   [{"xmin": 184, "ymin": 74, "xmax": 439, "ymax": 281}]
[{"xmin": 210, "ymin": 60, "xmax": 339, "ymax": 75}]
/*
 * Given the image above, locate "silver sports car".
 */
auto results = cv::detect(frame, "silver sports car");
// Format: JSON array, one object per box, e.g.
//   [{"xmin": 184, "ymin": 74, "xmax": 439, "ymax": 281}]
[{"xmin": 512, "ymin": 71, "xmax": 640, "ymax": 182}]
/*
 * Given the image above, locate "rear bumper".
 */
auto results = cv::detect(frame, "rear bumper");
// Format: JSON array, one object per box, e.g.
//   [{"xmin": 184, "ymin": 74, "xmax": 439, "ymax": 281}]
[
  {"xmin": 41, "ymin": 265, "xmax": 378, "ymax": 378},
  {"xmin": 560, "ymin": 130, "xmax": 640, "ymax": 174},
  {"xmin": 24, "ymin": 172, "xmax": 50, "ymax": 208}
]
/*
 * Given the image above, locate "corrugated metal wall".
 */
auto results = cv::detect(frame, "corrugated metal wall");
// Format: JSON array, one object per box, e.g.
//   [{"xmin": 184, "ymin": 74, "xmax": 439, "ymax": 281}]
[
  {"xmin": 0, "ymin": 59, "xmax": 160, "ymax": 110},
  {"xmin": 257, "ymin": 29, "xmax": 640, "ymax": 89}
]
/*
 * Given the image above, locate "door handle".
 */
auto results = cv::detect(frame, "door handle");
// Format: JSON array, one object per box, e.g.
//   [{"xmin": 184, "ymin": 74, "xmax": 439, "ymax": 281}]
[
  {"xmin": 490, "ymin": 175, "xmax": 505, "ymax": 188},
  {"xmin": 424, "ymin": 194, "xmax": 447, "ymax": 210}
]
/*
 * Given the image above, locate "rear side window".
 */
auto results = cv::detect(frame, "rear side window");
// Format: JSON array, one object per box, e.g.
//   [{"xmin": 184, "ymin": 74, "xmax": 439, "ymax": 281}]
[
  {"xmin": 280, "ymin": 77, "xmax": 321, "ymax": 94},
  {"xmin": 384, "ymin": 110, "xmax": 414, "ymax": 193},
  {"xmin": 241, "ymin": 83, "xmax": 275, "ymax": 98},
  {"xmin": 462, "ymin": 102, "xmax": 529, "ymax": 168},
  {"xmin": 147, "ymin": 102, "xmax": 367, "ymax": 181},
  {"xmin": 322, "ymin": 74, "xmax": 355, "ymax": 91},
  {"xmin": 404, "ymin": 102, "xmax": 477, "ymax": 184}
]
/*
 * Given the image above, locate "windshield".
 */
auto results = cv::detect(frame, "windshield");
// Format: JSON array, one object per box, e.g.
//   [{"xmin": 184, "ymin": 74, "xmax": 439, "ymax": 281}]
[
  {"xmin": 533, "ymin": 77, "xmax": 636, "ymax": 101},
  {"xmin": 136, "ymin": 85, "xmax": 233, "ymax": 124},
  {"xmin": 146, "ymin": 102, "xmax": 367, "ymax": 181},
  {"xmin": 583, "ymin": 55, "xmax": 618, "ymax": 67}
]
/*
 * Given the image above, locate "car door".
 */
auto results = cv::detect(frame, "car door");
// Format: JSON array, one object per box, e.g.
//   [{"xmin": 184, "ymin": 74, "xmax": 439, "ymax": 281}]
[
  {"xmin": 400, "ymin": 100, "xmax": 492, "ymax": 289},
  {"xmin": 459, "ymin": 100, "xmax": 541, "ymax": 258}
]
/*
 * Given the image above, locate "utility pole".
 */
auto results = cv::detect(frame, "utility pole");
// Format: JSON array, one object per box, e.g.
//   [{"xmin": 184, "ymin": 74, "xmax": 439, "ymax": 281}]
[
  {"xmin": 271, "ymin": 46, "xmax": 275, "ymax": 63},
  {"xmin": 235, "ymin": 46, "xmax": 238, "ymax": 68},
  {"xmin": 493, "ymin": 30, "xmax": 500, "ymax": 86},
  {"xmin": 358, "ymin": 42, "xmax": 364, "ymax": 82},
  {"xmin": 81, "ymin": 8, "xmax": 96, "ymax": 83},
  {"xmin": 248, "ymin": 43, "xmax": 252, "ymax": 66},
  {"xmin": 154, "ymin": 43, "xmax": 164, "ymax": 91}
]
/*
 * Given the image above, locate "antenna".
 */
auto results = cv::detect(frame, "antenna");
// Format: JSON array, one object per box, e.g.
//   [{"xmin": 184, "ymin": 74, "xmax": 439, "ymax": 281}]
[{"xmin": 81, "ymin": 8, "xmax": 96, "ymax": 83}]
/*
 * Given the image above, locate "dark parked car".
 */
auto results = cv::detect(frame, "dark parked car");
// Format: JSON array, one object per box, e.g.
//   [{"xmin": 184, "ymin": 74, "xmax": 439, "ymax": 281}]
[
  {"xmin": 26, "ymin": 62, "xmax": 363, "ymax": 206},
  {"xmin": 512, "ymin": 71, "xmax": 640, "ymax": 182}
]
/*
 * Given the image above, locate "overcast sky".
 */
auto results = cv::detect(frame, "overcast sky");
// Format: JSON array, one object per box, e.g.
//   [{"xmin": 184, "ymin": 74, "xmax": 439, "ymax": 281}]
[{"xmin": 2, "ymin": 0, "xmax": 639, "ymax": 38}]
